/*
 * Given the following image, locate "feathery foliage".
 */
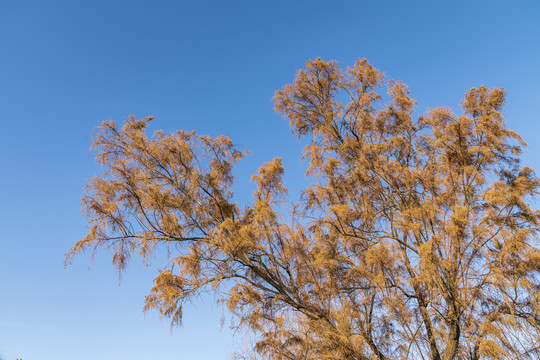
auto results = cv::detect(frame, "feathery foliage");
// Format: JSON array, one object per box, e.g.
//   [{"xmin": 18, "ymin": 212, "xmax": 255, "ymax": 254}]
[{"xmin": 69, "ymin": 58, "xmax": 540, "ymax": 359}]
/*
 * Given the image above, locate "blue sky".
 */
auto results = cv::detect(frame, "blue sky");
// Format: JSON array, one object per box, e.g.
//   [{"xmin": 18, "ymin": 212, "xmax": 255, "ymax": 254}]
[{"xmin": 0, "ymin": 1, "xmax": 539, "ymax": 359}]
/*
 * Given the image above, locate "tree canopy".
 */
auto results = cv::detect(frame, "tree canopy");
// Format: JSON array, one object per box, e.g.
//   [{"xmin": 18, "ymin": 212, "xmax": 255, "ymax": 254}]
[{"xmin": 68, "ymin": 58, "xmax": 540, "ymax": 359}]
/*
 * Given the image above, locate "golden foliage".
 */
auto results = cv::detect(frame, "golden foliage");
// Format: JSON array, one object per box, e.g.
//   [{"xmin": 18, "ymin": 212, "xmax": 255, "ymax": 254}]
[{"xmin": 69, "ymin": 59, "xmax": 540, "ymax": 359}]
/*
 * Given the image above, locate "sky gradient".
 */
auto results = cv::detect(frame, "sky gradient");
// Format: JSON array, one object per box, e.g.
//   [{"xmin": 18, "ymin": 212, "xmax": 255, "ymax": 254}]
[{"xmin": 1, "ymin": 1, "xmax": 539, "ymax": 359}]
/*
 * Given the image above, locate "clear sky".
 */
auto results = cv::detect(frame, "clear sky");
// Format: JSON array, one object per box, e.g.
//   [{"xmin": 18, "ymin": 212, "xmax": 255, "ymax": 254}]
[{"xmin": 0, "ymin": 1, "xmax": 539, "ymax": 359}]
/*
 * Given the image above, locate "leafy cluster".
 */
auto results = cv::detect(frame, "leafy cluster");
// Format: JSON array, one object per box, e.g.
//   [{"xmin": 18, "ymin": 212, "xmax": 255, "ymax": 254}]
[{"xmin": 69, "ymin": 59, "xmax": 540, "ymax": 359}]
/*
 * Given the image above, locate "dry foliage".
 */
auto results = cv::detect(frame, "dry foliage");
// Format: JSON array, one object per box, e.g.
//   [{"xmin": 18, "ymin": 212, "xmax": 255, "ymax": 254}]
[{"xmin": 68, "ymin": 58, "xmax": 540, "ymax": 359}]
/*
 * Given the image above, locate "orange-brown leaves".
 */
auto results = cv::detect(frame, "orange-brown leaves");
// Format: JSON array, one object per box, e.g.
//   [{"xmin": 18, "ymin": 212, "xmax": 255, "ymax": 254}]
[
  {"xmin": 463, "ymin": 86, "xmax": 505, "ymax": 117},
  {"xmin": 144, "ymin": 270, "xmax": 185, "ymax": 326},
  {"xmin": 274, "ymin": 58, "xmax": 540, "ymax": 359},
  {"xmin": 274, "ymin": 58, "xmax": 342, "ymax": 139},
  {"xmin": 251, "ymin": 158, "xmax": 287, "ymax": 202},
  {"xmin": 71, "ymin": 59, "xmax": 540, "ymax": 360},
  {"xmin": 67, "ymin": 115, "xmax": 255, "ymax": 301}
]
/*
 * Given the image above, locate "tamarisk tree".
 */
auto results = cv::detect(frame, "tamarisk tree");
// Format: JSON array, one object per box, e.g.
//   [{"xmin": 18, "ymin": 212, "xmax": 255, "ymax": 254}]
[{"xmin": 69, "ymin": 58, "xmax": 540, "ymax": 359}]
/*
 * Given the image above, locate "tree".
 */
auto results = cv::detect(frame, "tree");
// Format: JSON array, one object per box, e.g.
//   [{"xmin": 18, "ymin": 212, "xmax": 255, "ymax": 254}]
[{"xmin": 68, "ymin": 58, "xmax": 540, "ymax": 359}]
